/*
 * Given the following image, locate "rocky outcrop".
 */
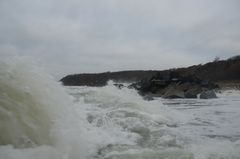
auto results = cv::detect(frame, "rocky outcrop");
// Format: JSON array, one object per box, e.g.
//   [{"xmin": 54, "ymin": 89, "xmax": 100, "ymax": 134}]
[
  {"xmin": 113, "ymin": 83, "xmax": 125, "ymax": 89},
  {"xmin": 184, "ymin": 88, "xmax": 201, "ymax": 98},
  {"xmin": 131, "ymin": 71, "xmax": 219, "ymax": 99},
  {"xmin": 200, "ymin": 90, "xmax": 217, "ymax": 99},
  {"xmin": 162, "ymin": 87, "xmax": 185, "ymax": 99}
]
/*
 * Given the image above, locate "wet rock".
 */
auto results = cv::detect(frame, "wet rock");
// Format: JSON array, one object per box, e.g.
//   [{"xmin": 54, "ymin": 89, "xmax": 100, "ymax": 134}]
[
  {"xmin": 184, "ymin": 88, "xmax": 202, "ymax": 99},
  {"xmin": 162, "ymin": 87, "xmax": 185, "ymax": 99},
  {"xmin": 200, "ymin": 90, "xmax": 217, "ymax": 99},
  {"xmin": 184, "ymin": 92, "xmax": 197, "ymax": 98},
  {"xmin": 132, "ymin": 70, "xmax": 220, "ymax": 99},
  {"xmin": 143, "ymin": 95, "xmax": 154, "ymax": 101},
  {"xmin": 113, "ymin": 83, "xmax": 124, "ymax": 89}
]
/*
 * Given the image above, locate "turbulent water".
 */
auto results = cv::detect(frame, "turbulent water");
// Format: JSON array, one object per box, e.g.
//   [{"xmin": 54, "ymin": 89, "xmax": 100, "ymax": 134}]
[{"xmin": 1, "ymin": 57, "xmax": 240, "ymax": 159}]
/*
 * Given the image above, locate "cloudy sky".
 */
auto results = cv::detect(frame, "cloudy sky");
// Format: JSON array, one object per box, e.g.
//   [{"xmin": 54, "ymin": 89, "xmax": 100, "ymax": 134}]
[{"xmin": 0, "ymin": 0, "xmax": 240, "ymax": 78}]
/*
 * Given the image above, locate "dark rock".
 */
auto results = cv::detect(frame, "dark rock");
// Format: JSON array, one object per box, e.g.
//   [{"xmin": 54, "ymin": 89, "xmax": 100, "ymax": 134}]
[
  {"xmin": 184, "ymin": 87, "xmax": 202, "ymax": 99},
  {"xmin": 113, "ymin": 83, "xmax": 124, "ymax": 89},
  {"xmin": 162, "ymin": 87, "xmax": 185, "ymax": 99},
  {"xmin": 128, "ymin": 83, "xmax": 137, "ymax": 89},
  {"xmin": 200, "ymin": 90, "xmax": 217, "ymax": 99},
  {"xmin": 184, "ymin": 92, "xmax": 198, "ymax": 98},
  {"xmin": 133, "ymin": 69, "xmax": 221, "ymax": 99},
  {"xmin": 143, "ymin": 95, "xmax": 154, "ymax": 101}
]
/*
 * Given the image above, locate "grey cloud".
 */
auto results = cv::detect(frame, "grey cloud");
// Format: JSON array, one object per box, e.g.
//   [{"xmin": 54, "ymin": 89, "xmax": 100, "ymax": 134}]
[{"xmin": 0, "ymin": 0, "xmax": 240, "ymax": 78}]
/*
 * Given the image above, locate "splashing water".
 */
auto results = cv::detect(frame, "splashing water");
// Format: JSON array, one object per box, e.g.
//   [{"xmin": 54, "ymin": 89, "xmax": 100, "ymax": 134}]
[
  {"xmin": 1, "ymin": 57, "xmax": 240, "ymax": 159},
  {"xmin": 0, "ymin": 57, "xmax": 100, "ymax": 159},
  {"xmin": 67, "ymin": 83, "xmax": 240, "ymax": 159}
]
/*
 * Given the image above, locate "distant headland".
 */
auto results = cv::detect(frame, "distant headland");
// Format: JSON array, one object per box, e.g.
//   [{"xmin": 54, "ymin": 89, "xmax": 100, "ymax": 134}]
[
  {"xmin": 60, "ymin": 56, "xmax": 240, "ymax": 99},
  {"xmin": 60, "ymin": 56, "xmax": 240, "ymax": 88}
]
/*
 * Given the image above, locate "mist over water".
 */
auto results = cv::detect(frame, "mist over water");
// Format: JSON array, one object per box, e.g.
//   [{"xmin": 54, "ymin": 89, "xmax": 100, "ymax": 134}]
[{"xmin": 0, "ymin": 57, "xmax": 240, "ymax": 159}]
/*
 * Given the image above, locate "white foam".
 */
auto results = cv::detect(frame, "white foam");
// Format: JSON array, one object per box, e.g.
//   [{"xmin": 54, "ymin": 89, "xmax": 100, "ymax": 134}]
[{"xmin": 0, "ymin": 57, "xmax": 100, "ymax": 159}]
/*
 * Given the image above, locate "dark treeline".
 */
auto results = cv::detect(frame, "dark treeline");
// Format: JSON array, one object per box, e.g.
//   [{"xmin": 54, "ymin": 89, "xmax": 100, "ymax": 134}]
[{"xmin": 60, "ymin": 57, "xmax": 240, "ymax": 87}]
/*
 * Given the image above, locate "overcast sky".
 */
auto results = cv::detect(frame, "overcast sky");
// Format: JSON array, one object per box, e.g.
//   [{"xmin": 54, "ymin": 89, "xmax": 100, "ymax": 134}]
[{"xmin": 0, "ymin": 0, "xmax": 240, "ymax": 78}]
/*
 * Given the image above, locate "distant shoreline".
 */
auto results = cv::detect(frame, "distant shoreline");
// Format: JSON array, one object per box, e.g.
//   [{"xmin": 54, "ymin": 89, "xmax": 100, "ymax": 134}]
[
  {"xmin": 216, "ymin": 80, "xmax": 240, "ymax": 90},
  {"xmin": 60, "ymin": 58, "xmax": 240, "ymax": 88}
]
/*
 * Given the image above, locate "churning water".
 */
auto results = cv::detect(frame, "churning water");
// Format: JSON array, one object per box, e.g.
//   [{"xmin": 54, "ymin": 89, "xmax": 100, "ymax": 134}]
[{"xmin": 1, "ymin": 57, "xmax": 240, "ymax": 159}]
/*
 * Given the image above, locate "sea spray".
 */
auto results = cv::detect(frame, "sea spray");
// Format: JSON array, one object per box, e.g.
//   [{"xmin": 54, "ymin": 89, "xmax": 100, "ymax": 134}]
[
  {"xmin": 0, "ymin": 57, "xmax": 97, "ymax": 158},
  {"xmin": 67, "ymin": 82, "xmax": 240, "ymax": 159},
  {"xmin": 68, "ymin": 82, "xmax": 194, "ymax": 158},
  {"xmin": 0, "ymin": 57, "xmax": 60, "ymax": 147}
]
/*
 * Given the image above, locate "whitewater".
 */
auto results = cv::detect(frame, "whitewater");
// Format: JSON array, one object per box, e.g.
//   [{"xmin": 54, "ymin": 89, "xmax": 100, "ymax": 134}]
[{"xmin": 0, "ymin": 57, "xmax": 240, "ymax": 159}]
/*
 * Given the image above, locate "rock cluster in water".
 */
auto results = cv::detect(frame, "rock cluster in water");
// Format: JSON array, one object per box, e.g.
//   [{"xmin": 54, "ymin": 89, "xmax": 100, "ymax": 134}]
[{"xmin": 129, "ymin": 71, "xmax": 219, "ymax": 99}]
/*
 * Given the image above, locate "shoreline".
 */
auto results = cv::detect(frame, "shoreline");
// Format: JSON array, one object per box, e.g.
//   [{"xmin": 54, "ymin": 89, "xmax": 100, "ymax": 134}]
[{"xmin": 216, "ymin": 80, "xmax": 240, "ymax": 90}]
